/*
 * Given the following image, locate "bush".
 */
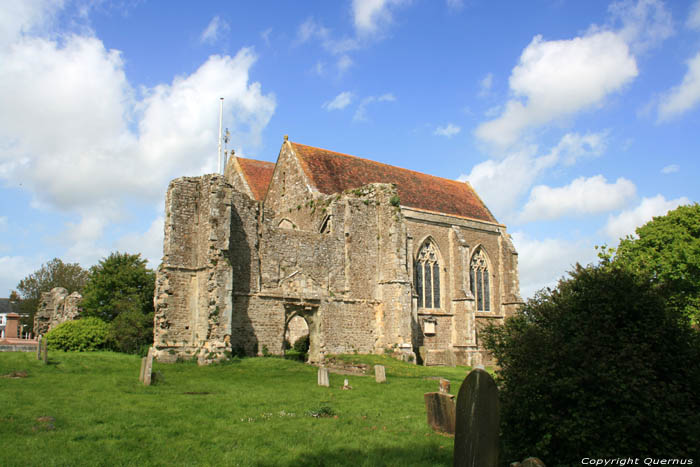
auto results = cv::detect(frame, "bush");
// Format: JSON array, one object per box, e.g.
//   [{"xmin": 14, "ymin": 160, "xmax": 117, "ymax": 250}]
[
  {"xmin": 107, "ymin": 310, "xmax": 154, "ymax": 354},
  {"xmin": 482, "ymin": 264, "xmax": 700, "ymax": 463},
  {"xmin": 45, "ymin": 317, "xmax": 109, "ymax": 352}
]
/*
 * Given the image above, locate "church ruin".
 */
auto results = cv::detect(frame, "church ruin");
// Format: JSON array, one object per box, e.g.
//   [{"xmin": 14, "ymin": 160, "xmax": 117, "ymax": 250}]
[{"xmin": 153, "ymin": 138, "xmax": 522, "ymax": 365}]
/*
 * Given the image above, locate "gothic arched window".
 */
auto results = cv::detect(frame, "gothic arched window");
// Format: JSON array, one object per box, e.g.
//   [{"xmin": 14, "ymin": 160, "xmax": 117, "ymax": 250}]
[
  {"xmin": 470, "ymin": 248, "xmax": 490, "ymax": 311},
  {"xmin": 416, "ymin": 240, "xmax": 441, "ymax": 309}
]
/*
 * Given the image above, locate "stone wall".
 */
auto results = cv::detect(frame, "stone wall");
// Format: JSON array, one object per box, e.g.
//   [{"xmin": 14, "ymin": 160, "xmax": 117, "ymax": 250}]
[{"xmin": 34, "ymin": 287, "xmax": 82, "ymax": 336}]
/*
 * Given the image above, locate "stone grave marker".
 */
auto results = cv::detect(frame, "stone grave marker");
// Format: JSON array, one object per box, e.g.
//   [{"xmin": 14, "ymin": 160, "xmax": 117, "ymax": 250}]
[
  {"xmin": 374, "ymin": 364, "xmax": 386, "ymax": 383},
  {"xmin": 424, "ymin": 392, "xmax": 456, "ymax": 434},
  {"xmin": 41, "ymin": 338, "xmax": 48, "ymax": 364},
  {"xmin": 143, "ymin": 347, "xmax": 155, "ymax": 386},
  {"xmin": 439, "ymin": 378, "xmax": 450, "ymax": 394},
  {"xmin": 139, "ymin": 357, "xmax": 147, "ymax": 382},
  {"xmin": 318, "ymin": 367, "xmax": 329, "ymax": 387},
  {"xmin": 453, "ymin": 368, "xmax": 500, "ymax": 467},
  {"xmin": 36, "ymin": 336, "xmax": 42, "ymax": 360}
]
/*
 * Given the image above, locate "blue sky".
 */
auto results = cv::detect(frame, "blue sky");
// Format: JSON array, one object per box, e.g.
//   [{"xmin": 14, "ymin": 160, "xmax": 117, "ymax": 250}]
[{"xmin": 1, "ymin": 0, "xmax": 699, "ymax": 299}]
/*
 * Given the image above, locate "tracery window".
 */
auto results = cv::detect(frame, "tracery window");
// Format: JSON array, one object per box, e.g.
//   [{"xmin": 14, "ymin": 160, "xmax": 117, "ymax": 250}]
[
  {"xmin": 470, "ymin": 248, "xmax": 490, "ymax": 311},
  {"xmin": 416, "ymin": 240, "xmax": 441, "ymax": 309}
]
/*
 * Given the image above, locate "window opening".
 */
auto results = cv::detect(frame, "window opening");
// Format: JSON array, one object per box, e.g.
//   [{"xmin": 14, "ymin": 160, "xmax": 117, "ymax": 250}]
[
  {"xmin": 470, "ymin": 248, "xmax": 491, "ymax": 311},
  {"xmin": 416, "ymin": 240, "xmax": 441, "ymax": 309}
]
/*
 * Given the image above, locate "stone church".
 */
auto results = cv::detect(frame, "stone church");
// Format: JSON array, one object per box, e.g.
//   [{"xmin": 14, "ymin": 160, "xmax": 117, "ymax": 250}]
[{"xmin": 153, "ymin": 137, "xmax": 522, "ymax": 366}]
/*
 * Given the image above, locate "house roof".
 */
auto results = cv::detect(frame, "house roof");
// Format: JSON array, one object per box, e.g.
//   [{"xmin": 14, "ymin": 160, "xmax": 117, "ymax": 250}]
[
  {"xmin": 0, "ymin": 298, "xmax": 19, "ymax": 315},
  {"xmin": 290, "ymin": 142, "xmax": 498, "ymax": 223},
  {"xmin": 235, "ymin": 156, "xmax": 275, "ymax": 201}
]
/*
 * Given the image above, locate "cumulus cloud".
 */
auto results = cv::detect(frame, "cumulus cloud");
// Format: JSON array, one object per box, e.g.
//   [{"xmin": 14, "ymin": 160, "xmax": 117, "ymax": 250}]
[
  {"xmin": 608, "ymin": 0, "xmax": 673, "ymax": 54},
  {"xmin": 459, "ymin": 132, "xmax": 607, "ymax": 219},
  {"xmin": 323, "ymin": 91, "xmax": 354, "ymax": 110},
  {"xmin": 115, "ymin": 216, "xmax": 164, "ymax": 268},
  {"xmin": 353, "ymin": 93, "xmax": 396, "ymax": 121},
  {"xmin": 0, "ymin": 255, "xmax": 41, "ymax": 296},
  {"xmin": 657, "ymin": 51, "xmax": 700, "ymax": 121},
  {"xmin": 434, "ymin": 123, "xmax": 461, "ymax": 138},
  {"xmin": 200, "ymin": 16, "xmax": 229, "ymax": 45},
  {"xmin": 604, "ymin": 195, "xmax": 691, "ymax": 240},
  {"xmin": 352, "ymin": 0, "xmax": 407, "ymax": 36},
  {"xmin": 475, "ymin": 32, "xmax": 637, "ymax": 148},
  {"xmin": 0, "ymin": 0, "xmax": 63, "ymax": 48},
  {"xmin": 510, "ymin": 232, "xmax": 597, "ymax": 299},
  {"xmin": 520, "ymin": 175, "xmax": 636, "ymax": 222},
  {"xmin": 661, "ymin": 164, "xmax": 679, "ymax": 174}
]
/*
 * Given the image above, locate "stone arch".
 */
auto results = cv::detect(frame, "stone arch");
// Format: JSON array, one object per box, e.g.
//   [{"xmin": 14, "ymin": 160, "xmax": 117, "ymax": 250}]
[
  {"xmin": 285, "ymin": 314, "xmax": 309, "ymax": 348},
  {"xmin": 469, "ymin": 245, "xmax": 493, "ymax": 312},
  {"xmin": 414, "ymin": 236, "xmax": 444, "ymax": 310},
  {"xmin": 278, "ymin": 218, "xmax": 294, "ymax": 230},
  {"xmin": 283, "ymin": 304, "xmax": 320, "ymax": 363}
]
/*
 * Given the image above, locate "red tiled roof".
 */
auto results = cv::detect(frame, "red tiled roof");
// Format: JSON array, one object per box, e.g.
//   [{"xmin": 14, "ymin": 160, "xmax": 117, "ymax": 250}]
[
  {"xmin": 290, "ymin": 142, "xmax": 498, "ymax": 223},
  {"xmin": 236, "ymin": 157, "xmax": 275, "ymax": 201}
]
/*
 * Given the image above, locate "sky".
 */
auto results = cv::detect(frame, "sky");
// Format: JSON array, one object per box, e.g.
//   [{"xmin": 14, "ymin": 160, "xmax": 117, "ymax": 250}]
[{"xmin": 1, "ymin": 0, "xmax": 699, "ymax": 300}]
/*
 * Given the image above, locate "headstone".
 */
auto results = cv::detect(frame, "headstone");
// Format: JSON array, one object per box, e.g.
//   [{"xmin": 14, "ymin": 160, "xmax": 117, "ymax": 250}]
[
  {"xmin": 36, "ymin": 336, "xmax": 42, "ymax": 360},
  {"xmin": 317, "ymin": 367, "xmax": 329, "ymax": 387},
  {"xmin": 342, "ymin": 378, "xmax": 352, "ymax": 390},
  {"xmin": 521, "ymin": 458, "xmax": 546, "ymax": 467},
  {"xmin": 41, "ymin": 338, "xmax": 48, "ymax": 364},
  {"xmin": 424, "ymin": 392, "xmax": 456, "ymax": 435},
  {"xmin": 374, "ymin": 364, "xmax": 386, "ymax": 383},
  {"xmin": 139, "ymin": 357, "xmax": 147, "ymax": 382},
  {"xmin": 453, "ymin": 368, "xmax": 500, "ymax": 467},
  {"xmin": 439, "ymin": 378, "xmax": 450, "ymax": 394},
  {"xmin": 143, "ymin": 347, "xmax": 155, "ymax": 386}
]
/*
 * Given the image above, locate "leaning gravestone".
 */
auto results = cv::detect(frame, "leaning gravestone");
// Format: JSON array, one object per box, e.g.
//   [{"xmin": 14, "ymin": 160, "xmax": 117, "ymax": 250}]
[
  {"xmin": 453, "ymin": 368, "xmax": 500, "ymax": 467},
  {"xmin": 139, "ymin": 357, "xmax": 147, "ymax": 382},
  {"xmin": 318, "ymin": 367, "xmax": 329, "ymax": 387},
  {"xmin": 41, "ymin": 338, "xmax": 48, "ymax": 364},
  {"xmin": 143, "ymin": 348, "xmax": 155, "ymax": 386},
  {"xmin": 424, "ymin": 392, "xmax": 456, "ymax": 434},
  {"xmin": 439, "ymin": 378, "xmax": 450, "ymax": 394},
  {"xmin": 36, "ymin": 336, "xmax": 42, "ymax": 360},
  {"xmin": 375, "ymin": 365, "xmax": 386, "ymax": 383}
]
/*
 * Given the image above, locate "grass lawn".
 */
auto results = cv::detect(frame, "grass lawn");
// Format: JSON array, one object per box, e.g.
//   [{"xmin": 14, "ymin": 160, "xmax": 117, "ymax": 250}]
[{"xmin": 0, "ymin": 351, "xmax": 474, "ymax": 466}]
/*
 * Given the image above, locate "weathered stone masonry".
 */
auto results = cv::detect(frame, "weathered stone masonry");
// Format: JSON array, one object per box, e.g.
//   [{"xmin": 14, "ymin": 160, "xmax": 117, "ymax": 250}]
[{"xmin": 154, "ymin": 139, "xmax": 522, "ymax": 365}]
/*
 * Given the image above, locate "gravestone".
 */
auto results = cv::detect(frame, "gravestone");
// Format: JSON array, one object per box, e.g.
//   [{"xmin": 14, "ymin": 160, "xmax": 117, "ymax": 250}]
[
  {"xmin": 439, "ymin": 378, "xmax": 450, "ymax": 394},
  {"xmin": 143, "ymin": 347, "xmax": 154, "ymax": 386},
  {"xmin": 375, "ymin": 365, "xmax": 386, "ymax": 383},
  {"xmin": 317, "ymin": 367, "xmax": 329, "ymax": 387},
  {"xmin": 453, "ymin": 368, "xmax": 500, "ymax": 467},
  {"xmin": 36, "ymin": 336, "xmax": 42, "ymax": 360},
  {"xmin": 139, "ymin": 357, "xmax": 147, "ymax": 382},
  {"xmin": 41, "ymin": 338, "xmax": 48, "ymax": 364},
  {"xmin": 521, "ymin": 458, "xmax": 546, "ymax": 467},
  {"xmin": 424, "ymin": 392, "xmax": 456, "ymax": 434}
]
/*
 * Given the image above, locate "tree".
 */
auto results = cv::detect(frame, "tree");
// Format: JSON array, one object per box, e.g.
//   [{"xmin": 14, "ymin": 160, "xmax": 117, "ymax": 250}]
[
  {"xmin": 81, "ymin": 252, "xmax": 155, "ymax": 353},
  {"xmin": 482, "ymin": 264, "xmax": 700, "ymax": 464},
  {"xmin": 16, "ymin": 258, "xmax": 89, "ymax": 332},
  {"xmin": 611, "ymin": 203, "xmax": 700, "ymax": 325}
]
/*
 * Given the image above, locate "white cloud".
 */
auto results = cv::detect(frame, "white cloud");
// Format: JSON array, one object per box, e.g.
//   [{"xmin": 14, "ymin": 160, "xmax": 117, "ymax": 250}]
[
  {"xmin": 520, "ymin": 175, "xmax": 636, "ymax": 222},
  {"xmin": 261, "ymin": 27, "xmax": 272, "ymax": 46},
  {"xmin": 510, "ymin": 232, "xmax": 596, "ymax": 299},
  {"xmin": 661, "ymin": 164, "xmax": 679, "ymax": 174},
  {"xmin": 337, "ymin": 54, "xmax": 353, "ymax": 73},
  {"xmin": 0, "ymin": 255, "xmax": 41, "ymax": 297},
  {"xmin": 657, "ymin": 51, "xmax": 700, "ymax": 121},
  {"xmin": 353, "ymin": 93, "xmax": 396, "ymax": 121},
  {"xmin": 323, "ymin": 91, "xmax": 354, "ymax": 110},
  {"xmin": 115, "ymin": 216, "xmax": 164, "ymax": 268},
  {"xmin": 475, "ymin": 31, "xmax": 637, "ymax": 148},
  {"xmin": 478, "ymin": 72, "xmax": 493, "ymax": 96},
  {"xmin": 200, "ymin": 16, "xmax": 229, "ymax": 45},
  {"xmin": 352, "ymin": 0, "xmax": 407, "ymax": 36},
  {"xmin": 459, "ymin": 132, "xmax": 607, "ymax": 219},
  {"xmin": 0, "ymin": 0, "xmax": 64, "ymax": 48},
  {"xmin": 434, "ymin": 123, "xmax": 461, "ymax": 138},
  {"xmin": 688, "ymin": 0, "xmax": 700, "ymax": 30},
  {"xmin": 608, "ymin": 0, "xmax": 673, "ymax": 54},
  {"xmin": 446, "ymin": 0, "xmax": 464, "ymax": 11},
  {"xmin": 0, "ymin": 216, "xmax": 6, "ymax": 230},
  {"xmin": 604, "ymin": 195, "xmax": 691, "ymax": 240}
]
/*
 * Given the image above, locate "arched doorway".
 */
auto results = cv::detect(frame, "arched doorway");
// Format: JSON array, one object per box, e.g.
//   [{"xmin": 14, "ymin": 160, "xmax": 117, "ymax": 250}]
[{"xmin": 283, "ymin": 304, "xmax": 319, "ymax": 363}]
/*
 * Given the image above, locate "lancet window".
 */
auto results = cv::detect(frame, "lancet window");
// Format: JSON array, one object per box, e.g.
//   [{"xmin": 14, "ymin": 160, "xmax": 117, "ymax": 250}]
[
  {"xmin": 470, "ymin": 248, "xmax": 490, "ymax": 311},
  {"xmin": 416, "ymin": 240, "xmax": 441, "ymax": 309}
]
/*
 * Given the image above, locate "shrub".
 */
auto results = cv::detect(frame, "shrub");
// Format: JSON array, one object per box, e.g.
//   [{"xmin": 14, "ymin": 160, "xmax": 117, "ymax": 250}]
[
  {"xmin": 45, "ymin": 317, "xmax": 109, "ymax": 352},
  {"xmin": 482, "ymin": 264, "xmax": 700, "ymax": 464},
  {"xmin": 389, "ymin": 195, "xmax": 400, "ymax": 207},
  {"xmin": 107, "ymin": 310, "xmax": 154, "ymax": 354}
]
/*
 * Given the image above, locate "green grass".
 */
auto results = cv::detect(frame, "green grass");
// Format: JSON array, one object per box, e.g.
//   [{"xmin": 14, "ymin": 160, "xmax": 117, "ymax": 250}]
[{"xmin": 0, "ymin": 351, "xmax": 474, "ymax": 466}]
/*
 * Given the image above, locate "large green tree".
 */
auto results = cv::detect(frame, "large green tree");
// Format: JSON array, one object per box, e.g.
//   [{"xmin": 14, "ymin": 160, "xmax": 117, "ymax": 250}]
[
  {"xmin": 611, "ymin": 203, "xmax": 700, "ymax": 325},
  {"xmin": 16, "ymin": 258, "xmax": 89, "ymax": 332},
  {"xmin": 483, "ymin": 264, "xmax": 700, "ymax": 464}
]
